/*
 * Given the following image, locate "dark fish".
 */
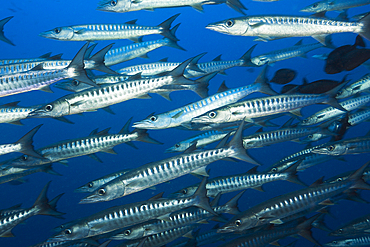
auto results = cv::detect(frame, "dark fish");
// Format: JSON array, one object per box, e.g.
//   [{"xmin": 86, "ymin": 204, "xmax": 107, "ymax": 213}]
[
  {"xmin": 325, "ymin": 35, "xmax": 367, "ymax": 74},
  {"xmin": 270, "ymin": 68, "xmax": 297, "ymax": 84},
  {"xmin": 281, "ymin": 84, "xmax": 299, "ymax": 94},
  {"xmin": 281, "ymin": 76, "xmax": 348, "ymax": 94}
]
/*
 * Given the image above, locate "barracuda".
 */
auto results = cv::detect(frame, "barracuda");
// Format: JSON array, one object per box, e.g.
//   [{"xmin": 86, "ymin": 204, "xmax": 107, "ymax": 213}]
[
  {"xmin": 132, "ymin": 66, "xmax": 276, "ymax": 130},
  {"xmin": 80, "ymin": 120, "xmax": 259, "ymax": 203},
  {"xmin": 28, "ymin": 56, "xmax": 197, "ymax": 119},
  {"xmin": 246, "ymin": 40, "xmax": 327, "ymax": 66},
  {"xmin": 0, "ymin": 43, "xmax": 96, "ymax": 97},
  {"xmin": 111, "ymin": 192, "xmax": 242, "ymax": 241},
  {"xmin": 348, "ymin": 108, "xmax": 370, "ymax": 126},
  {"xmin": 104, "ymin": 25, "xmax": 185, "ymax": 66},
  {"xmin": 300, "ymin": 95, "xmax": 370, "ymax": 125},
  {"xmin": 97, "ymin": 0, "xmax": 247, "ymax": 14},
  {"xmin": 49, "ymin": 178, "xmax": 215, "ymax": 242},
  {"xmin": 0, "ymin": 102, "xmax": 40, "ymax": 125},
  {"xmin": 39, "ymin": 14, "xmax": 179, "ymax": 42},
  {"xmin": 171, "ymin": 164, "xmax": 305, "ymax": 198},
  {"xmin": 0, "ymin": 181, "xmax": 64, "ymax": 237},
  {"xmin": 0, "ymin": 44, "xmax": 116, "ymax": 76},
  {"xmin": 166, "ymin": 130, "xmax": 232, "ymax": 153},
  {"xmin": 0, "ymin": 52, "xmax": 61, "ymax": 66},
  {"xmin": 301, "ymin": 0, "xmax": 370, "ymax": 13},
  {"xmin": 191, "ymin": 86, "xmax": 346, "ymax": 125},
  {"xmin": 206, "ymin": 13, "xmax": 370, "ymax": 44},
  {"xmin": 336, "ymin": 73, "xmax": 370, "ymax": 99},
  {"xmin": 217, "ymin": 162, "xmax": 370, "ymax": 233},
  {"xmin": 330, "ymin": 212, "xmax": 370, "ymax": 237},
  {"xmin": 5, "ymin": 119, "xmax": 162, "ymax": 168},
  {"xmin": 75, "ymin": 169, "xmax": 130, "ymax": 193},
  {"xmin": 325, "ymin": 235, "xmax": 370, "ymax": 247},
  {"xmin": 0, "ymin": 124, "xmax": 42, "ymax": 158},
  {"xmin": 312, "ymin": 136, "xmax": 370, "ymax": 156}
]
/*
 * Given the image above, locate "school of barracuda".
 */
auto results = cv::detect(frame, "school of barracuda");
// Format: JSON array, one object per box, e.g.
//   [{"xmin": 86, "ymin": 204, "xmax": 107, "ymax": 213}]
[{"xmin": 1, "ymin": 0, "xmax": 370, "ymax": 246}]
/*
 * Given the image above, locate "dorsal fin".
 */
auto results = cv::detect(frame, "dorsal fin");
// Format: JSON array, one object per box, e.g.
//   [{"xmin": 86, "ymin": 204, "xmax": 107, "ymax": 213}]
[
  {"xmin": 1, "ymin": 101, "xmax": 20, "ymax": 107},
  {"xmin": 309, "ymin": 177, "xmax": 324, "ymax": 187},
  {"xmin": 158, "ymin": 57, "xmax": 168, "ymax": 62},
  {"xmin": 184, "ymin": 142, "xmax": 197, "ymax": 153},
  {"xmin": 212, "ymin": 55, "xmax": 222, "ymax": 61},
  {"xmin": 96, "ymin": 127, "xmax": 111, "ymax": 136},
  {"xmin": 256, "ymin": 127, "xmax": 263, "ymax": 133},
  {"xmin": 246, "ymin": 166, "xmax": 258, "ymax": 174},
  {"xmin": 125, "ymin": 19, "xmax": 137, "ymax": 24},
  {"xmin": 148, "ymin": 192, "xmax": 164, "ymax": 200},
  {"xmin": 216, "ymin": 81, "xmax": 229, "ymax": 93},
  {"xmin": 119, "ymin": 117, "xmax": 133, "ymax": 134},
  {"xmin": 294, "ymin": 39, "xmax": 303, "ymax": 46},
  {"xmin": 89, "ymin": 128, "xmax": 99, "ymax": 136},
  {"xmin": 310, "ymin": 11, "xmax": 327, "ymax": 18}
]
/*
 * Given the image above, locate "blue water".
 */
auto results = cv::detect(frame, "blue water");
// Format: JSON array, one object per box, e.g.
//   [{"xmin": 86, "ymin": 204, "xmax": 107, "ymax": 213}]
[{"xmin": 1, "ymin": 0, "xmax": 370, "ymax": 246}]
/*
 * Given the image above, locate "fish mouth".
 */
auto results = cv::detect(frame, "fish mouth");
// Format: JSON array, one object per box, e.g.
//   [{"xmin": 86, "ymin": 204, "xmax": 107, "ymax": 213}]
[
  {"xmin": 205, "ymin": 23, "xmax": 223, "ymax": 32},
  {"xmin": 79, "ymin": 193, "xmax": 107, "ymax": 204},
  {"xmin": 27, "ymin": 108, "xmax": 44, "ymax": 117},
  {"xmin": 74, "ymin": 187, "xmax": 88, "ymax": 193},
  {"xmin": 132, "ymin": 120, "xmax": 154, "ymax": 129},
  {"xmin": 190, "ymin": 116, "xmax": 211, "ymax": 123},
  {"xmin": 216, "ymin": 226, "xmax": 235, "ymax": 233}
]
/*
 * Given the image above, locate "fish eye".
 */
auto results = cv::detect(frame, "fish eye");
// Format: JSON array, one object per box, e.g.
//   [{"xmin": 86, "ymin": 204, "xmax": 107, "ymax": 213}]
[
  {"xmin": 124, "ymin": 229, "xmax": 131, "ymax": 236},
  {"xmin": 308, "ymin": 135, "xmax": 313, "ymax": 139},
  {"xmin": 73, "ymin": 80, "xmax": 80, "ymax": 86},
  {"xmin": 98, "ymin": 188, "xmax": 106, "ymax": 195},
  {"xmin": 208, "ymin": 111, "xmax": 217, "ymax": 118},
  {"xmin": 64, "ymin": 229, "xmax": 72, "ymax": 235},
  {"xmin": 235, "ymin": 219, "xmax": 242, "ymax": 227},
  {"xmin": 336, "ymin": 177, "xmax": 343, "ymax": 182},
  {"xmin": 88, "ymin": 182, "xmax": 93, "ymax": 188},
  {"xmin": 182, "ymin": 189, "xmax": 187, "ymax": 194},
  {"xmin": 22, "ymin": 155, "xmax": 28, "ymax": 161},
  {"xmin": 312, "ymin": 3, "xmax": 318, "ymax": 8},
  {"xmin": 332, "ymin": 241, "xmax": 337, "ymax": 244},
  {"xmin": 338, "ymin": 229, "xmax": 343, "ymax": 233},
  {"xmin": 175, "ymin": 144, "xmax": 180, "ymax": 148},
  {"xmin": 45, "ymin": 104, "xmax": 53, "ymax": 112},
  {"xmin": 111, "ymin": 0, "xmax": 117, "ymax": 6},
  {"xmin": 150, "ymin": 116, "xmax": 157, "ymax": 122},
  {"xmin": 271, "ymin": 168, "xmax": 277, "ymax": 172},
  {"xmin": 54, "ymin": 27, "xmax": 61, "ymax": 34},
  {"xmin": 225, "ymin": 19, "xmax": 234, "ymax": 27},
  {"xmin": 327, "ymin": 145, "xmax": 335, "ymax": 151},
  {"xmin": 302, "ymin": 119, "xmax": 308, "ymax": 123}
]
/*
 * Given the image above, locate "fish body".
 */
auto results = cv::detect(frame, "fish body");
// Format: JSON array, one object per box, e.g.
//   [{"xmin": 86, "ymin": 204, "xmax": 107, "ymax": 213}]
[
  {"xmin": 0, "ymin": 181, "xmax": 64, "ymax": 237},
  {"xmin": 336, "ymin": 73, "xmax": 370, "ymax": 99},
  {"xmin": 312, "ymin": 136, "xmax": 370, "ymax": 156},
  {"xmin": 29, "ymin": 57, "xmax": 195, "ymax": 119},
  {"xmin": 325, "ymin": 235, "xmax": 370, "ymax": 246},
  {"xmin": 217, "ymin": 163, "xmax": 370, "ymax": 233},
  {"xmin": 39, "ymin": 14, "xmax": 180, "ymax": 42},
  {"xmin": 49, "ymin": 179, "xmax": 215, "ymax": 241},
  {"xmin": 301, "ymin": 0, "xmax": 370, "ymax": 13},
  {"xmin": 206, "ymin": 14, "xmax": 370, "ymax": 43},
  {"xmin": 132, "ymin": 67, "xmax": 275, "ymax": 129},
  {"xmin": 0, "ymin": 164, "xmax": 60, "ymax": 185},
  {"xmin": 97, "ymin": 0, "xmax": 247, "ymax": 14},
  {"xmin": 330, "ymin": 212, "xmax": 370, "ymax": 236},
  {"xmin": 348, "ymin": 108, "xmax": 370, "ymax": 126},
  {"xmin": 80, "ymin": 121, "xmax": 258, "ymax": 203},
  {"xmin": 300, "ymin": 95, "xmax": 370, "ymax": 125},
  {"xmin": 0, "ymin": 102, "xmax": 40, "ymax": 125}
]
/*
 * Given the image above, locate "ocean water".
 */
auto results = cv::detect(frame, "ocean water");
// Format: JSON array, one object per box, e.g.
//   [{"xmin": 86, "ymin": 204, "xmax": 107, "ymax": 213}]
[{"xmin": 1, "ymin": 0, "xmax": 370, "ymax": 246}]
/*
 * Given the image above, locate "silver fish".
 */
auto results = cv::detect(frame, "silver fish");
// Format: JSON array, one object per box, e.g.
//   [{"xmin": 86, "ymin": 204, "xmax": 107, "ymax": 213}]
[
  {"xmin": 206, "ymin": 13, "xmax": 370, "ymax": 44},
  {"xmin": 39, "ymin": 14, "xmax": 180, "ymax": 42},
  {"xmin": 312, "ymin": 136, "xmax": 370, "ymax": 156},
  {"xmin": 0, "ymin": 102, "xmax": 41, "ymax": 125},
  {"xmin": 301, "ymin": 0, "xmax": 370, "ymax": 13},
  {"xmin": 330, "ymin": 212, "xmax": 370, "ymax": 237},
  {"xmin": 336, "ymin": 73, "xmax": 370, "ymax": 99},
  {"xmin": 325, "ymin": 235, "xmax": 370, "ymax": 246},
  {"xmin": 97, "ymin": 0, "xmax": 247, "ymax": 14},
  {"xmin": 80, "ymin": 120, "xmax": 259, "ymax": 203}
]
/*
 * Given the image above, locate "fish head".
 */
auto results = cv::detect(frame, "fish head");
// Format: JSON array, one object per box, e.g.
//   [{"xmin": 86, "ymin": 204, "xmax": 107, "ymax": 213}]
[
  {"xmin": 49, "ymin": 222, "xmax": 89, "ymax": 242},
  {"xmin": 97, "ymin": 0, "xmax": 132, "ymax": 12},
  {"xmin": 206, "ymin": 18, "xmax": 249, "ymax": 36},
  {"xmin": 300, "ymin": 116, "xmax": 318, "ymax": 126},
  {"xmin": 28, "ymin": 100, "xmax": 70, "ymax": 118},
  {"xmin": 170, "ymin": 186, "xmax": 197, "ymax": 198},
  {"xmin": 191, "ymin": 108, "xmax": 231, "ymax": 124},
  {"xmin": 74, "ymin": 180, "xmax": 98, "ymax": 193},
  {"xmin": 39, "ymin": 27, "xmax": 74, "ymax": 40},
  {"xmin": 5, "ymin": 154, "xmax": 47, "ymax": 167},
  {"xmin": 300, "ymin": 1, "xmax": 328, "ymax": 13},
  {"xmin": 217, "ymin": 214, "xmax": 257, "ymax": 233},
  {"xmin": 300, "ymin": 133, "xmax": 325, "ymax": 143},
  {"xmin": 165, "ymin": 141, "xmax": 190, "ymax": 153},
  {"xmin": 266, "ymin": 161, "xmax": 294, "ymax": 173},
  {"xmin": 54, "ymin": 80, "xmax": 90, "ymax": 93},
  {"xmin": 329, "ymin": 227, "xmax": 349, "ymax": 237},
  {"xmin": 251, "ymin": 55, "xmax": 269, "ymax": 66},
  {"xmin": 311, "ymin": 143, "xmax": 346, "ymax": 156},
  {"xmin": 335, "ymin": 88, "xmax": 352, "ymax": 99},
  {"xmin": 324, "ymin": 239, "xmax": 353, "ymax": 247},
  {"xmin": 115, "ymin": 225, "xmax": 147, "ymax": 240},
  {"xmin": 79, "ymin": 181, "xmax": 124, "ymax": 203},
  {"xmin": 132, "ymin": 113, "xmax": 173, "ymax": 129}
]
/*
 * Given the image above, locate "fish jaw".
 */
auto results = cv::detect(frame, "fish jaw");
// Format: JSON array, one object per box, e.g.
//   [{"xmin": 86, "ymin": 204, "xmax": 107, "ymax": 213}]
[
  {"xmin": 28, "ymin": 100, "xmax": 70, "ymax": 118},
  {"xmin": 79, "ymin": 181, "xmax": 124, "ymax": 204},
  {"xmin": 132, "ymin": 114, "xmax": 173, "ymax": 129}
]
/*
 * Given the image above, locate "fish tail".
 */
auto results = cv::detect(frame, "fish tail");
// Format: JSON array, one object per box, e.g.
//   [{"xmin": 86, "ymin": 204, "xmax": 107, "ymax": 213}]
[
  {"xmin": 88, "ymin": 43, "xmax": 118, "ymax": 75},
  {"xmin": 67, "ymin": 43, "xmax": 98, "ymax": 87},
  {"xmin": 227, "ymin": 119, "xmax": 261, "ymax": 166},
  {"xmin": 193, "ymin": 177, "xmax": 217, "ymax": 215},
  {"xmin": 134, "ymin": 129, "xmax": 163, "ymax": 145},
  {"xmin": 322, "ymin": 83, "xmax": 348, "ymax": 112},
  {"xmin": 16, "ymin": 124, "xmax": 43, "ymax": 159},
  {"xmin": 253, "ymin": 66, "xmax": 277, "ymax": 96},
  {"xmin": 349, "ymin": 161, "xmax": 370, "ymax": 190},
  {"xmin": 192, "ymin": 72, "xmax": 217, "ymax": 98},
  {"xmin": 359, "ymin": 13, "xmax": 370, "ymax": 41},
  {"xmin": 0, "ymin": 16, "xmax": 15, "ymax": 46},
  {"xmin": 284, "ymin": 161, "xmax": 307, "ymax": 187},
  {"xmin": 33, "ymin": 181, "xmax": 65, "ymax": 218},
  {"xmin": 165, "ymin": 24, "xmax": 186, "ymax": 51},
  {"xmin": 226, "ymin": 0, "xmax": 247, "ymax": 15},
  {"xmin": 240, "ymin": 44, "xmax": 258, "ymax": 67},
  {"xmin": 296, "ymin": 214, "xmax": 322, "ymax": 246},
  {"xmin": 222, "ymin": 190, "xmax": 244, "ymax": 215},
  {"xmin": 159, "ymin": 13, "xmax": 180, "ymax": 41}
]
